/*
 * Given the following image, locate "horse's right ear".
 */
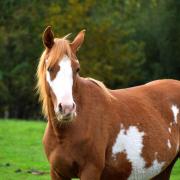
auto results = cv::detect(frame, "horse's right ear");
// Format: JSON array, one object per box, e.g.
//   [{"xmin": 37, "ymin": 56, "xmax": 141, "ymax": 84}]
[
  {"xmin": 43, "ymin": 26, "xmax": 54, "ymax": 49},
  {"xmin": 70, "ymin": 30, "xmax": 85, "ymax": 53}
]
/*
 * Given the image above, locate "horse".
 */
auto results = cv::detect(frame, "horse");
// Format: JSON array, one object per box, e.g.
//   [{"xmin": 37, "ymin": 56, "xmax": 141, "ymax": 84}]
[{"xmin": 37, "ymin": 26, "xmax": 180, "ymax": 180}]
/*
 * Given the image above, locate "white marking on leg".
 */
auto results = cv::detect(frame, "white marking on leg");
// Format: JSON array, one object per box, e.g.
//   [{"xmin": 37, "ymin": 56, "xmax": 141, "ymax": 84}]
[
  {"xmin": 112, "ymin": 126, "xmax": 165, "ymax": 180},
  {"xmin": 171, "ymin": 105, "xmax": 179, "ymax": 124},
  {"xmin": 167, "ymin": 139, "xmax": 171, "ymax": 149}
]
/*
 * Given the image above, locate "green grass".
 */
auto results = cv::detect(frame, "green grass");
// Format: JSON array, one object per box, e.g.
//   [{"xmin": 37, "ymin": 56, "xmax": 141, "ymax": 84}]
[
  {"xmin": 0, "ymin": 119, "xmax": 49, "ymax": 180},
  {"xmin": 171, "ymin": 160, "xmax": 180, "ymax": 180},
  {"xmin": 0, "ymin": 119, "xmax": 179, "ymax": 180}
]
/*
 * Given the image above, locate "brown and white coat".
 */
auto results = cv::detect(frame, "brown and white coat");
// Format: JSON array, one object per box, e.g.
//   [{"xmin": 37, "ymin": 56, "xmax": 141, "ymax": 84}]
[{"xmin": 37, "ymin": 26, "xmax": 180, "ymax": 180}]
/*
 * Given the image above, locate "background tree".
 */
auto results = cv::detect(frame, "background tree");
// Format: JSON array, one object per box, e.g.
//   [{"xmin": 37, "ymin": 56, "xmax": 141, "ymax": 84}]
[{"xmin": 0, "ymin": 0, "xmax": 179, "ymax": 119}]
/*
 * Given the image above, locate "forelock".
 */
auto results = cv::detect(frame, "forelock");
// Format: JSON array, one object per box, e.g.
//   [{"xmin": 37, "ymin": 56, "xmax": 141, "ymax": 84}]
[{"xmin": 46, "ymin": 37, "xmax": 72, "ymax": 68}]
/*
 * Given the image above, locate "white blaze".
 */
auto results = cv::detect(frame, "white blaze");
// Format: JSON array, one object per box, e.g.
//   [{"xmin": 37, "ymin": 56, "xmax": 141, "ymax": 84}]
[
  {"xmin": 112, "ymin": 125, "xmax": 165, "ymax": 180},
  {"xmin": 46, "ymin": 55, "xmax": 74, "ymax": 113}
]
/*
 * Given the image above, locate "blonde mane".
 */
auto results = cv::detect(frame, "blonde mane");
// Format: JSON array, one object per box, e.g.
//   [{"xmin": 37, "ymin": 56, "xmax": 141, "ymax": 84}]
[
  {"xmin": 86, "ymin": 78, "xmax": 115, "ymax": 100},
  {"xmin": 36, "ymin": 36, "xmax": 72, "ymax": 117}
]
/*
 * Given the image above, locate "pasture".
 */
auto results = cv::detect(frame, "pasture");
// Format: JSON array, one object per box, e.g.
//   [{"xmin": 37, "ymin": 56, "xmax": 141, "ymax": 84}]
[{"xmin": 0, "ymin": 119, "xmax": 179, "ymax": 180}]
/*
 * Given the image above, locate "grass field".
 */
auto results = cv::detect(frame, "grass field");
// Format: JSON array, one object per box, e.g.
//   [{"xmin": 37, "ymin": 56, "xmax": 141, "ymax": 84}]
[{"xmin": 0, "ymin": 120, "xmax": 179, "ymax": 180}]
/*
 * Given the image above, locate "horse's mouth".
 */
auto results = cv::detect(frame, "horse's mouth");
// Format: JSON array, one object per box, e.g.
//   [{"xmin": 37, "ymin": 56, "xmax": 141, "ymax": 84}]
[{"xmin": 56, "ymin": 112, "xmax": 76, "ymax": 122}]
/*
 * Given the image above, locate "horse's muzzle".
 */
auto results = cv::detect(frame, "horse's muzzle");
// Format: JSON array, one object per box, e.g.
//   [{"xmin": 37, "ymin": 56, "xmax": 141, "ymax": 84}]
[
  {"xmin": 56, "ymin": 111, "xmax": 76, "ymax": 122},
  {"xmin": 55, "ymin": 102, "xmax": 76, "ymax": 122}
]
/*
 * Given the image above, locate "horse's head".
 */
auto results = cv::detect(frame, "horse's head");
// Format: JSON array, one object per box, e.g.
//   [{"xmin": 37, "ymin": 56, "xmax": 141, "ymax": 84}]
[{"xmin": 42, "ymin": 26, "xmax": 85, "ymax": 122}]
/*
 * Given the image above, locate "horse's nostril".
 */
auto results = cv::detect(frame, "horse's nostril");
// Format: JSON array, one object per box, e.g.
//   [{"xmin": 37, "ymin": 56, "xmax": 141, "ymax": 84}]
[
  {"xmin": 72, "ymin": 103, "xmax": 76, "ymax": 111},
  {"xmin": 58, "ymin": 103, "xmax": 63, "ymax": 112},
  {"xmin": 58, "ymin": 103, "xmax": 76, "ymax": 115}
]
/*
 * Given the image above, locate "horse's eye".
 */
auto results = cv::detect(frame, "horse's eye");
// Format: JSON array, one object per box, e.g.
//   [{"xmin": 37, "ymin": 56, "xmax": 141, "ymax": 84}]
[{"xmin": 76, "ymin": 68, "xmax": 80, "ymax": 73}]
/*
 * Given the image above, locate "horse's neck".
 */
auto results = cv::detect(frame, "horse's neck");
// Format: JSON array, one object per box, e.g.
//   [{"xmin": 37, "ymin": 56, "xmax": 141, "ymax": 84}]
[{"xmin": 74, "ymin": 76, "xmax": 111, "ymax": 112}]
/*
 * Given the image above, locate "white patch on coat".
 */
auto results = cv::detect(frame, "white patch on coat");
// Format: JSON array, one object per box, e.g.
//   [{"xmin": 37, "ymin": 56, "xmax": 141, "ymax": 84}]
[
  {"xmin": 168, "ymin": 128, "xmax": 171, "ymax": 133},
  {"xmin": 177, "ymin": 142, "xmax": 179, "ymax": 152},
  {"xmin": 171, "ymin": 105, "xmax": 179, "ymax": 123},
  {"xmin": 154, "ymin": 152, "xmax": 158, "ymax": 158},
  {"xmin": 170, "ymin": 122, "xmax": 172, "ymax": 126},
  {"xmin": 112, "ymin": 126, "xmax": 145, "ymax": 158},
  {"xmin": 46, "ymin": 55, "xmax": 74, "ymax": 113},
  {"xmin": 120, "ymin": 123, "xmax": 124, "ymax": 129},
  {"xmin": 112, "ymin": 126, "xmax": 165, "ymax": 180},
  {"xmin": 167, "ymin": 139, "xmax": 171, "ymax": 149}
]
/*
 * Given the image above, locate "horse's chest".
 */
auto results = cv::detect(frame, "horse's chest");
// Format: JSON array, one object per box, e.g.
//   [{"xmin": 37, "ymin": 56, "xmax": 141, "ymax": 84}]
[
  {"xmin": 50, "ymin": 145, "xmax": 78, "ymax": 177},
  {"xmin": 43, "ymin": 127, "xmax": 77, "ymax": 176}
]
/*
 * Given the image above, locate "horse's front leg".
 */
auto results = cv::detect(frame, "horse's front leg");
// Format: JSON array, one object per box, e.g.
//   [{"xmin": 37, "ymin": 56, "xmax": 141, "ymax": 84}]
[{"xmin": 80, "ymin": 164, "xmax": 103, "ymax": 180}]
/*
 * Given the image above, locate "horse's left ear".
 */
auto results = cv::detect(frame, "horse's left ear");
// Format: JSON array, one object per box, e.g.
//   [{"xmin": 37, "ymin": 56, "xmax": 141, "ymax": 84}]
[
  {"xmin": 70, "ymin": 29, "xmax": 85, "ymax": 53},
  {"xmin": 43, "ymin": 26, "xmax": 54, "ymax": 49}
]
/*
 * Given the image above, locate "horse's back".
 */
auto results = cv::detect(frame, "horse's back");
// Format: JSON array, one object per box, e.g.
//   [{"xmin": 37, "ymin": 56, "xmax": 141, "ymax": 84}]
[
  {"xmin": 111, "ymin": 79, "xmax": 180, "ymax": 99},
  {"xmin": 111, "ymin": 79, "xmax": 180, "ymax": 124}
]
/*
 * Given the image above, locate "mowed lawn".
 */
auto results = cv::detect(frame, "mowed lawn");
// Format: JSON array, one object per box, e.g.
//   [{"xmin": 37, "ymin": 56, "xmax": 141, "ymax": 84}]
[{"xmin": 0, "ymin": 120, "xmax": 179, "ymax": 180}]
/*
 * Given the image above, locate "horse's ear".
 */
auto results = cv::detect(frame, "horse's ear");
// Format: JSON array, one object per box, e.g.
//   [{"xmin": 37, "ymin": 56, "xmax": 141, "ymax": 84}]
[
  {"xmin": 43, "ymin": 26, "xmax": 54, "ymax": 49},
  {"xmin": 70, "ymin": 29, "xmax": 85, "ymax": 53}
]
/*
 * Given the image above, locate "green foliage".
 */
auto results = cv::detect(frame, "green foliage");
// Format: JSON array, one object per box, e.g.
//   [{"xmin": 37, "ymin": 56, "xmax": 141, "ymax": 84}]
[
  {"xmin": 133, "ymin": 0, "xmax": 180, "ymax": 81},
  {"xmin": 0, "ymin": 0, "xmax": 179, "ymax": 118}
]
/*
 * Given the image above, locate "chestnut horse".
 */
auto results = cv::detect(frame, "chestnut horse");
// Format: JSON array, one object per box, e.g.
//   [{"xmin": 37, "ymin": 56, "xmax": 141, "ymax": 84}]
[{"xmin": 37, "ymin": 26, "xmax": 180, "ymax": 180}]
